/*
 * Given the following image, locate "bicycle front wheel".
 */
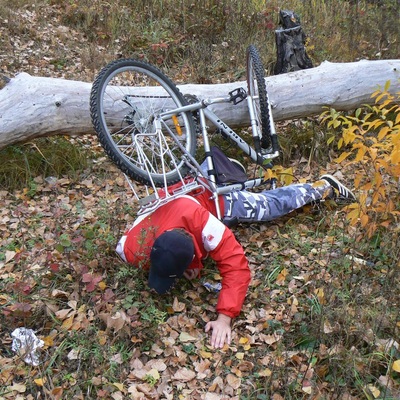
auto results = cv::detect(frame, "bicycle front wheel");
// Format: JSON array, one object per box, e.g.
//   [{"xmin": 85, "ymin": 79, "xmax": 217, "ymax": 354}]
[
  {"xmin": 246, "ymin": 45, "xmax": 272, "ymax": 151},
  {"xmin": 90, "ymin": 59, "xmax": 197, "ymax": 187}
]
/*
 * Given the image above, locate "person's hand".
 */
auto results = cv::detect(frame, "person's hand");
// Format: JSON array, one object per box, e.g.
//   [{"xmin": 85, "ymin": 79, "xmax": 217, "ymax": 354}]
[
  {"xmin": 183, "ymin": 268, "xmax": 199, "ymax": 280},
  {"xmin": 205, "ymin": 313, "xmax": 232, "ymax": 349}
]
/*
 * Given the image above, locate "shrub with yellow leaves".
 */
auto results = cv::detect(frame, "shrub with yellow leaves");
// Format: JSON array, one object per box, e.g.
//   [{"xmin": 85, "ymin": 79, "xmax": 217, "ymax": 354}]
[{"xmin": 321, "ymin": 80, "xmax": 400, "ymax": 238}]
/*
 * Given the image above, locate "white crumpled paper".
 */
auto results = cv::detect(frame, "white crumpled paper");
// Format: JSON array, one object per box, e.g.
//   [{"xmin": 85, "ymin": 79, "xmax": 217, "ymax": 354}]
[
  {"xmin": 11, "ymin": 328, "xmax": 44, "ymax": 366},
  {"xmin": 202, "ymin": 280, "xmax": 222, "ymax": 293}
]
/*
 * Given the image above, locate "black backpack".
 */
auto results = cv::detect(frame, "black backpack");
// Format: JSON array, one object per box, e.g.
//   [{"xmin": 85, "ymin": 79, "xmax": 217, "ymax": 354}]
[{"xmin": 210, "ymin": 146, "xmax": 247, "ymax": 185}]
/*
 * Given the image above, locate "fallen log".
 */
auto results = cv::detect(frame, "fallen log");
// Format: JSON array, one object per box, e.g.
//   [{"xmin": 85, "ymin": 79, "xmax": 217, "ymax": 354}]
[{"xmin": 0, "ymin": 59, "xmax": 399, "ymax": 149}]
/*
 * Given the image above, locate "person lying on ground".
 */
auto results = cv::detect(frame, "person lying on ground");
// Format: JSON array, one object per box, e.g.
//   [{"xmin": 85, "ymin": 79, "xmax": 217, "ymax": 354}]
[{"xmin": 116, "ymin": 174, "xmax": 356, "ymax": 348}]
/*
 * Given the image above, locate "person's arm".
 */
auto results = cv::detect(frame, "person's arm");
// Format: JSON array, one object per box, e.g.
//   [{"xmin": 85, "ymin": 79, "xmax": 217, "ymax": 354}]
[{"xmin": 199, "ymin": 212, "xmax": 251, "ymax": 348}]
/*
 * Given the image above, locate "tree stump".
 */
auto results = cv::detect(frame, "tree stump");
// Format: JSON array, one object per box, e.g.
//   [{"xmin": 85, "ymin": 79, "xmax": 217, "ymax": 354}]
[{"xmin": 274, "ymin": 10, "xmax": 313, "ymax": 74}]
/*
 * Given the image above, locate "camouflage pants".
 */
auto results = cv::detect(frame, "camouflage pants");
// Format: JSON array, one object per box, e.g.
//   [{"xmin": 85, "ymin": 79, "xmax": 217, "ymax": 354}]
[{"xmin": 222, "ymin": 180, "xmax": 332, "ymax": 224}]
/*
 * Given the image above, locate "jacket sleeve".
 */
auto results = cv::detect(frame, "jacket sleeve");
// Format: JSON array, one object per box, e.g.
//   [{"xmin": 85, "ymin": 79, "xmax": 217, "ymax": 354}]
[{"xmin": 200, "ymin": 211, "xmax": 251, "ymax": 319}]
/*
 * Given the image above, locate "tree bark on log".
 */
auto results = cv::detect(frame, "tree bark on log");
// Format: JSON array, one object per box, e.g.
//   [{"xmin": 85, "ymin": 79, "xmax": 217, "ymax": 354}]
[{"xmin": 0, "ymin": 59, "xmax": 399, "ymax": 149}]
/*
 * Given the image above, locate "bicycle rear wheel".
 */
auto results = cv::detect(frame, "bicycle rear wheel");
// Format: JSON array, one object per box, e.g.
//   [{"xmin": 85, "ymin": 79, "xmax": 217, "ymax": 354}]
[
  {"xmin": 90, "ymin": 59, "xmax": 197, "ymax": 187},
  {"xmin": 246, "ymin": 45, "xmax": 272, "ymax": 151}
]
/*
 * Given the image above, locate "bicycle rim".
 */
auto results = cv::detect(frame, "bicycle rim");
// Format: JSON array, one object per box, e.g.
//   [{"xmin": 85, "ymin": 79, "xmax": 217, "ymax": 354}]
[
  {"xmin": 90, "ymin": 59, "xmax": 196, "ymax": 187},
  {"xmin": 246, "ymin": 45, "xmax": 272, "ymax": 150}
]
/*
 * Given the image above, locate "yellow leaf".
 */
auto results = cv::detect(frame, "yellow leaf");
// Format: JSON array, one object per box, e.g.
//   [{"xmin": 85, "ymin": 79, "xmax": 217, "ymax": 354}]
[
  {"xmin": 280, "ymin": 167, "xmax": 294, "ymax": 186},
  {"xmin": 34, "ymin": 378, "xmax": 45, "ymax": 386},
  {"xmin": 367, "ymin": 384, "xmax": 380, "ymax": 398},
  {"xmin": 360, "ymin": 213, "xmax": 369, "ymax": 227},
  {"xmin": 97, "ymin": 330, "xmax": 107, "ymax": 346},
  {"xmin": 199, "ymin": 350, "xmax": 213, "ymax": 359},
  {"xmin": 378, "ymin": 126, "xmax": 390, "ymax": 141},
  {"xmin": 391, "ymin": 150, "xmax": 400, "ymax": 164},
  {"xmin": 368, "ymin": 147, "xmax": 378, "ymax": 161},
  {"xmin": 392, "ymin": 359, "xmax": 400, "ymax": 372},
  {"xmin": 354, "ymin": 146, "xmax": 366, "ymax": 162},
  {"xmin": 98, "ymin": 281, "xmax": 106, "ymax": 291},
  {"xmin": 43, "ymin": 336, "xmax": 54, "ymax": 347},
  {"xmin": 343, "ymin": 128, "xmax": 357, "ymax": 144},
  {"xmin": 315, "ymin": 288, "xmax": 325, "ymax": 304},
  {"xmin": 113, "ymin": 382, "xmax": 125, "ymax": 391},
  {"xmin": 239, "ymin": 337, "xmax": 249, "ymax": 344},
  {"xmin": 61, "ymin": 315, "xmax": 74, "ymax": 330},
  {"xmin": 335, "ymin": 151, "xmax": 351, "ymax": 164},
  {"xmin": 236, "ymin": 352, "xmax": 245, "ymax": 360},
  {"xmin": 263, "ymin": 168, "xmax": 275, "ymax": 181},
  {"xmin": 276, "ymin": 268, "xmax": 288, "ymax": 285},
  {"xmin": 327, "ymin": 136, "xmax": 335, "ymax": 145}
]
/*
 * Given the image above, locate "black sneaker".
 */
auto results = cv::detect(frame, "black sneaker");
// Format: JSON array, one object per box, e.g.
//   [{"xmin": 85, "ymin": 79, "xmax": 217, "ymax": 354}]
[{"xmin": 320, "ymin": 174, "xmax": 356, "ymax": 201}]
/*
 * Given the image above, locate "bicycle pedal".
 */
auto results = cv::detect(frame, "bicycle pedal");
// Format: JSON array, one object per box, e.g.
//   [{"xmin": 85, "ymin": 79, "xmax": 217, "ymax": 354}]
[{"xmin": 229, "ymin": 88, "xmax": 247, "ymax": 105}]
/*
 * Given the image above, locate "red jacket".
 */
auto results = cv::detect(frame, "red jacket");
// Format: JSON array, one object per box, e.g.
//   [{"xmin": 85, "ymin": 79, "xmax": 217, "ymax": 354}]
[{"xmin": 116, "ymin": 195, "xmax": 250, "ymax": 319}]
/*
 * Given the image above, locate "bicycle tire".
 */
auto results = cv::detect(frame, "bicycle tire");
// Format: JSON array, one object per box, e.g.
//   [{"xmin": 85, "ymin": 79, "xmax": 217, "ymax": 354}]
[
  {"xmin": 90, "ymin": 58, "xmax": 197, "ymax": 187},
  {"xmin": 246, "ymin": 45, "xmax": 272, "ymax": 150}
]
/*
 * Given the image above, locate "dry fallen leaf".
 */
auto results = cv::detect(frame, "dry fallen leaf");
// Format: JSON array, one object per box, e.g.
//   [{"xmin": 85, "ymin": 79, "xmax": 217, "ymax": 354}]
[
  {"xmin": 10, "ymin": 382, "xmax": 26, "ymax": 393},
  {"xmin": 172, "ymin": 296, "xmax": 186, "ymax": 312},
  {"xmin": 172, "ymin": 368, "xmax": 196, "ymax": 382},
  {"xmin": 179, "ymin": 331, "xmax": 197, "ymax": 343},
  {"xmin": 5, "ymin": 250, "xmax": 16, "ymax": 264},
  {"xmin": 226, "ymin": 373, "xmax": 241, "ymax": 389}
]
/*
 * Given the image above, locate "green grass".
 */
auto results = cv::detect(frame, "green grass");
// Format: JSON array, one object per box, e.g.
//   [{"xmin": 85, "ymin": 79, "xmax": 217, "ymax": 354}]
[{"xmin": 0, "ymin": 137, "xmax": 93, "ymax": 191}]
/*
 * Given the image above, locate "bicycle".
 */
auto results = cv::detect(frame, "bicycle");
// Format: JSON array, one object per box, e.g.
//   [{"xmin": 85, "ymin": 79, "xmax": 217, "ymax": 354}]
[{"xmin": 89, "ymin": 45, "xmax": 280, "ymax": 217}]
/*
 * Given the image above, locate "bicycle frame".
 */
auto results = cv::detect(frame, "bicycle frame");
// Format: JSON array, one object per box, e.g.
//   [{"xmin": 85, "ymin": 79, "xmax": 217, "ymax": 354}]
[{"xmin": 133, "ymin": 90, "xmax": 280, "ymax": 218}]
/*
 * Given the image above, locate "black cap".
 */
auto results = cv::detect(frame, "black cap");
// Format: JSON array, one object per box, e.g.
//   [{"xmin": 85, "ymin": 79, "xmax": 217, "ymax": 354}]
[{"xmin": 148, "ymin": 230, "xmax": 194, "ymax": 294}]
